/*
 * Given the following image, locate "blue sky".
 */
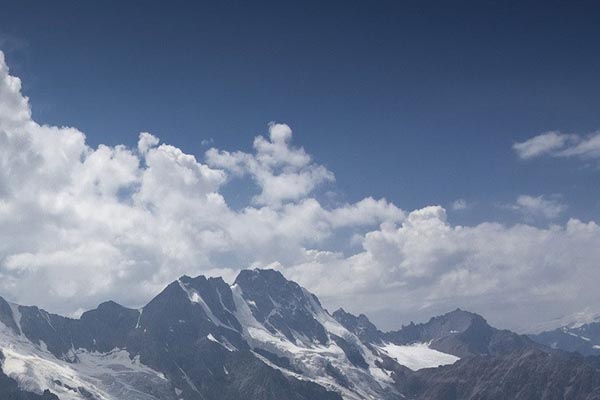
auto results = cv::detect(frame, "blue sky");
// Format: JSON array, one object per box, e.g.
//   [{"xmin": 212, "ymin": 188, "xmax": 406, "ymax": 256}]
[
  {"xmin": 1, "ymin": 1, "xmax": 600, "ymax": 331},
  {"xmin": 2, "ymin": 0, "xmax": 599, "ymax": 224}
]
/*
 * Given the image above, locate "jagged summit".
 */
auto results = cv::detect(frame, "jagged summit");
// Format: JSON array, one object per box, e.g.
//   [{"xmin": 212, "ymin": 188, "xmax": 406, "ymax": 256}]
[
  {"xmin": 332, "ymin": 308, "xmax": 383, "ymax": 345},
  {"xmin": 234, "ymin": 268, "xmax": 287, "ymax": 283},
  {"xmin": 234, "ymin": 268, "xmax": 329, "ymax": 344}
]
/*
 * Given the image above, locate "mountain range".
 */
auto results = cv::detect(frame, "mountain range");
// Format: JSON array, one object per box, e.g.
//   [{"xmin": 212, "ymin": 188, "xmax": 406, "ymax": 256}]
[
  {"xmin": 0, "ymin": 269, "xmax": 599, "ymax": 400},
  {"xmin": 530, "ymin": 316, "xmax": 600, "ymax": 357}
]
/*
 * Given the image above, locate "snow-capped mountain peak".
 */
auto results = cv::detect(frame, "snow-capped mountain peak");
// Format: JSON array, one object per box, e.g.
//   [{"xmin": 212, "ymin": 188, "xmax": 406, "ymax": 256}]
[{"xmin": 0, "ymin": 269, "xmax": 596, "ymax": 400}]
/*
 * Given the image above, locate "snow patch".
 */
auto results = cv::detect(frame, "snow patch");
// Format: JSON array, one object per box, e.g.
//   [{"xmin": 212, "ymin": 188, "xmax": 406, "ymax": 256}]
[
  {"xmin": 565, "ymin": 331, "xmax": 592, "ymax": 341},
  {"xmin": 206, "ymin": 333, "xmax": 237, "ymax": 352},
  {"xmin": 376, "ymin": 342, "xmax": 459, "ymax": 371},
  {"xmin": 206, "ymin": 333, "xmax": 218, "ymax": 343},
  {"xmin": 135, "ymin": 308, "xmax": 143, "ymax": 329}
]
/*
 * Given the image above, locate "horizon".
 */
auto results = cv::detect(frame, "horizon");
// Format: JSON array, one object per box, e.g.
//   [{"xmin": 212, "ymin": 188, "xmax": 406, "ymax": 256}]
[
  {"xmin": 4, "ymin": 267, "xmax": 474, "ymax": 328},
  {"xmin": 0, "ymin": 265, "xmax": 593, "ymax": 335}
]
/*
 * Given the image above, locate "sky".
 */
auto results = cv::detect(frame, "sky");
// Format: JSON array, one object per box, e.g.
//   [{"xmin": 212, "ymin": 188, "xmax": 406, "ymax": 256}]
[{"xmin": 0, "ymin": 0, "xmax": 599, "ymax": 332}]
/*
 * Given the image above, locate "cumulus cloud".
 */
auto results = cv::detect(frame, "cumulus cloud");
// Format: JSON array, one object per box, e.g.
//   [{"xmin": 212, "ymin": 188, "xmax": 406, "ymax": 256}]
[
  {"xmin": 514, "ymin": 130, "xmax": 600, "ymax": 160},
  {"xmin": 285, "ymin": 207, "xmax": 600, "ymax": 332},
  {"xmin": 511, "ymin": 194, "xmax": 567, "ymax": 220},
  {"xmin": 205, "ymin": 122, "xmax": 334, "ymax": 206},
  {"xmin": 1, "ymin": 50, "xmax": 600, "ymax": 332}
]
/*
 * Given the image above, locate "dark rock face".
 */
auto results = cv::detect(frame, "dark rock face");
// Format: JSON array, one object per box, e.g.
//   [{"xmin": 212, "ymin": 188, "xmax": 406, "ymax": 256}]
[
  {"xmin": 77, "ymin": 301, "xmax": 139, "ymax": 352},
  {"xmin": 218, "ymin": 351, "xmax": 341, "ymax": 400},
  {"xmin": 17, "ymin": 306, "xmax": 76, "ymax": 360},
  {"xmin": 234, "ymin": 269, "xmax": 329, "ymax": 345},
  {"xmin": 16, "ymin": 300, "xmax": 141, "ymax": 360},
  {"xmin": 395, "ymin": 349, "xmax": 600, "ymax": 400},
  {"xmin": 531, "ymin": 322, "xmax": 600, "ymax": 356},
  {"xmin": 330, "ymin": 334, "xmax": 369, "ymax": 369},
  {"xmin": 177, "ymin": 275, "xmax": 242, "ymax": 331},
  {"xmin": 332, "ymin": 308, "xmax": 384, "ymax": 345},
  {"xmin": 0, "ymin": 298, "xmax": 20, "ymax": 335}
]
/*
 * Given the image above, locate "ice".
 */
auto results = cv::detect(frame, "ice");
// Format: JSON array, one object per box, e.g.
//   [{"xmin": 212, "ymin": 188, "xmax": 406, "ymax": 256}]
[
  {"xmin": 0, "ymin": 318, "xmax": 175, "ymax": 400},
  {"xmin": 376, "ymin": 342, "xmax": 459, "ymax": 371}
]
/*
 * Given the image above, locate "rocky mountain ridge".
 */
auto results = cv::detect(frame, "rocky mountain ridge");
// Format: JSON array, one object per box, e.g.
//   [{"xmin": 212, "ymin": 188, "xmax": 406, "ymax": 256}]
[{"xmin": 0, "ymin": 269, "xmax": 598, "ymax": 400}]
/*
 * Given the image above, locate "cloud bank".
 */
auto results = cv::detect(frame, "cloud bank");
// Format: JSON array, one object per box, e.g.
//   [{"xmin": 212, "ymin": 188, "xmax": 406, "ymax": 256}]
[{"xmin": 1, "ymin": 51, "xmax": 599, "ymax": 331}]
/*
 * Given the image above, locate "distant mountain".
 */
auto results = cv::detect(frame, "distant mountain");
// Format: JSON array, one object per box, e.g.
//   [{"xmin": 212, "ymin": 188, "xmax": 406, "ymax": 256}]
[
  {"xmin": 0, "ymin": 269, "xmax": 599, "ymax": 399},
  {"xmin": 530, "ymin": 319, "xmax": 600, "ymax": 356},
  {"xmin": 333, "ymin": 307, "xmax": 539, "ymax": 357}
]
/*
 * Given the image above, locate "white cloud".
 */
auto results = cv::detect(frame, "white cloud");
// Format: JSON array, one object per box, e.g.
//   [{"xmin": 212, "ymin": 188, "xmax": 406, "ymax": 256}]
[
  {"xmin": 511, "ymin": 195, "xmax": 567, "ymax": 220},
  {"xmin": 138, "ymin": 131, "xmax": 159, "ymax": 154},
  {"xmin": 205, "ymin": 122, "xmax": 334, "ymax": 206},
  {"xmin": 286, "ymin": 207, "xmax": 600, "ymax": 332},
  {"xmin": 514, "ymin": 130, "xmax": 600, "ymax": 160},
  {"xmin": 1, "ymin": 50, "xmax": 600, "ymax": 332}
]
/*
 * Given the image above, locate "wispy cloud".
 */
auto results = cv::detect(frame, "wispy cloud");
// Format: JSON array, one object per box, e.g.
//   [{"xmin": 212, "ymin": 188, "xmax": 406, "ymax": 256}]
[
  {"xmin": 450, "ymin": 199, "xmax": 468, "ymax": 211},
  {"xmin": 514, "ymin": 131, "xmax": 600, "ymax": 160},
  {"xmin": 511, "ymin": 195, "xmax": 567, "ymax": 220}
]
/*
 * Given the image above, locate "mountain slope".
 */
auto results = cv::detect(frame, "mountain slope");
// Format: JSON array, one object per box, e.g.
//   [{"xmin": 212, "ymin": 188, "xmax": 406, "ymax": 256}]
[{"xmin": 231, "ymin": 269, "xmax": 400, "ymax": 399}]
